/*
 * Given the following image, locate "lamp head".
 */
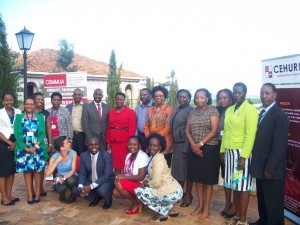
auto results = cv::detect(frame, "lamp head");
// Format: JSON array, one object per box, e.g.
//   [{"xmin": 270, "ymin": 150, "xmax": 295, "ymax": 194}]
[{"xmin": 15, "ymin": 26, "xmax": 34, "ymax": 51}]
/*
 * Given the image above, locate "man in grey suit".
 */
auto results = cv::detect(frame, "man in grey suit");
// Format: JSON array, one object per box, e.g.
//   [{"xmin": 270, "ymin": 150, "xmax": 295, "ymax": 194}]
[
  {"xmin": 249, "ymin": 83, "xmax": 289, "ymax": 225},
  {"xmin": 82, "ymin": 88, "xmax": 110, "ymax": 150},
  {"xmin": 66, "ymin": 88, "xmax": 87, "ymax": 155}
]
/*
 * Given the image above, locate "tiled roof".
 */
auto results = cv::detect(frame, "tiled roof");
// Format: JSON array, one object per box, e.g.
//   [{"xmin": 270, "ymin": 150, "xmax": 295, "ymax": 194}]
[{"xmin": 16, "ymin": 48, "xmax": 145, "ymax": 78}]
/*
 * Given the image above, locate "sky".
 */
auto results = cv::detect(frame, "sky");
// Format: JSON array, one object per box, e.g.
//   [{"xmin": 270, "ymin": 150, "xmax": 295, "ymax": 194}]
[{"xmin": 1, "ymin": 0, "xmax": 300, "ymax": 96}]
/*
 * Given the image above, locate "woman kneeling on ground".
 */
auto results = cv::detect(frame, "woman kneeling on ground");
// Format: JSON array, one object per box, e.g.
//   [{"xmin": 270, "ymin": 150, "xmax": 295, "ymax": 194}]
[
  {"xmin": 45, "ymin": 136, "xmax": 78, "ymax": 203},
  {"xmin": 113, "ymin": 136, "xmax": 149, "ymax": 214},
  {"xmin": 135, "ymin": 133, "xmax": 183, "ymax": 222}
]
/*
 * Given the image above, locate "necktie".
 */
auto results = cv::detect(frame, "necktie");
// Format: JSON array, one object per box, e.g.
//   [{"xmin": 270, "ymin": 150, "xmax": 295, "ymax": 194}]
[
  {"xmin": 97, "ymin": 103, "xmax": 102, "ymax": 119},
  {"xmin": 258, "ymin": 109, "xmax": 266, "ymax": 123},
  {"xmin": 91, "ymin": 156, "xmax": 96, "ymax": 182}
]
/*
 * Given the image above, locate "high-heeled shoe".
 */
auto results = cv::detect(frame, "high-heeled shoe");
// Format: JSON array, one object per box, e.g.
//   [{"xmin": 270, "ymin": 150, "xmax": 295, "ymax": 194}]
[
  {"xmin": 126, "ymin": 205, "xmax": 142, "ymax": 214},
  {"xmin": 180, "ymin": 195, "xmax": 193, "ymax": 207}
]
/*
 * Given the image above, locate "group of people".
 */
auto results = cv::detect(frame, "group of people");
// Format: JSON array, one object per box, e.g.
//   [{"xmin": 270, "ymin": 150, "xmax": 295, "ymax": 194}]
[{"xmin": 0, "ymin": 82, "xmax": 289, "ymax": 225}]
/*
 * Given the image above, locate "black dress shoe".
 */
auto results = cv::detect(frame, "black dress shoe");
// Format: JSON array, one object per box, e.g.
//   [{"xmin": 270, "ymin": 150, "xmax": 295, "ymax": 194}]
[
  {"xmin": 89, "ymin": 196, "xmax": 100, "ymax": 207},
  {"xmin": 66, "ymin": 194, "xmax": 76, "ymax": 203},
  {"xmin": 59, "ymin": 193, "xmax": 67, "ymax": 203},
  {"xmin": 249, "ymin": 221, "xmax": 262, "ymax": 225},
  {"xmin": 102, "ymin": 198, "xmax": 112, "ymax": 209}
]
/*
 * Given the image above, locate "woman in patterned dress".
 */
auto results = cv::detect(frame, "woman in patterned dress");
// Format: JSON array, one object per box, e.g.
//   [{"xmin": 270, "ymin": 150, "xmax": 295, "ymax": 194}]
[{"xmin": 14, "ymin": 98, "xmax": 48, "ymax": 204}]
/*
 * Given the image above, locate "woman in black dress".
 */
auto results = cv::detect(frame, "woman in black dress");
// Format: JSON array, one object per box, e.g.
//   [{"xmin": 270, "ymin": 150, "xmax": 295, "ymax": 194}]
[{"xmin": 0, "ymin": 93, "xmax": 22, "ymax": 205}]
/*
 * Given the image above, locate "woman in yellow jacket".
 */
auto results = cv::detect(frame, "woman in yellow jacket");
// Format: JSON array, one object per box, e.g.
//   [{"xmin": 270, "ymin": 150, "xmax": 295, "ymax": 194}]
[
  {"xmin": 220, "ymin": 82, "xmax": 258, "ymax": 225},
  {"xmin": 135, "ymin": 133, "xmax": 183, "ymax": 222}
]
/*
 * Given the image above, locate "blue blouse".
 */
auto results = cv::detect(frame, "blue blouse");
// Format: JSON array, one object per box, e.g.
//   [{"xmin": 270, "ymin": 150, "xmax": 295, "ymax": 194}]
[{"xmin": 53, "ymin": 150, "xmax": 76, "ymax": 177}]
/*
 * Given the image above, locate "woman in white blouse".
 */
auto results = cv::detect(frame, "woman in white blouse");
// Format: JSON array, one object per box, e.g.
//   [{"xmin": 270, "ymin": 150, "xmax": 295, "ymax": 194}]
[
  {"xmin": 113, "ymin": 136, "xmax": 149, "ymax": 214},
  {"xmin": 0, "ymin": 93, "xmax": 21, "ymax": 206}
]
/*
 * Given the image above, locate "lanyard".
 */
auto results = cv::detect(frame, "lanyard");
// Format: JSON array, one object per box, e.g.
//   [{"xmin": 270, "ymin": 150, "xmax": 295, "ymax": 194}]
[
  {"xmin": 50, "ymin": 107, "xmax": 59, "ymax": 123},
  {"xmin": 125, "ymin": 152, "xmax": 138, "ymax": 175},
  {"xmin": 25, "ymin": 112, "xmax": 34, "ymax": 122},
  {"xmin": 7, "ymin": 110, "xmax": 15, "ymax": 125},
  {"xmin": 146, "ymin": 156, "xmax": 153, "ymax": 175}
]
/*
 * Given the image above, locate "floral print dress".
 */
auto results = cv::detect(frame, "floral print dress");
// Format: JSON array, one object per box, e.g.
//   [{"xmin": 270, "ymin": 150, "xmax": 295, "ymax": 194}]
[{"xmin": 15, "ymin": 119, "xmax": 46, "ymax": 172}]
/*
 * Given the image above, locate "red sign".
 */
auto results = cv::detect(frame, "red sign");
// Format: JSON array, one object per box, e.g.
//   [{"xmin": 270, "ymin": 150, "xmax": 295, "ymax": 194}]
[{"xmin": 44, "ymin": 74, "xmax": 67, "ymax": 87}]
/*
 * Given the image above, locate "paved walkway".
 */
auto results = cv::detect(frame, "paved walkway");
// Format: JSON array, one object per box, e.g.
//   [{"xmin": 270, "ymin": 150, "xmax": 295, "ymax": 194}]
[{"xmin": 0, "ymin": 173, "xmax": 296, "ymax": 225}]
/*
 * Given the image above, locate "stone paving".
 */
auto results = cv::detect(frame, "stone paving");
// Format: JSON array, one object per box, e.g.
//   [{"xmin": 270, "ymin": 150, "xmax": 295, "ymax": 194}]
[{"xmin": 0, "ymin": 173, "xmax": 296, "ymax": 225}]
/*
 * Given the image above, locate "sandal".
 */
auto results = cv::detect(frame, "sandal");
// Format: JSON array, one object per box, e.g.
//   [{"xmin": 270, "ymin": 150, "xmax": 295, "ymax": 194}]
[
  {"xmin": 236, "ymin": 221, "xmax": 249, "ymax": 225},
  {"xmin": 226, "ymin": 216, "xmax": 239, "ymax": 225}
]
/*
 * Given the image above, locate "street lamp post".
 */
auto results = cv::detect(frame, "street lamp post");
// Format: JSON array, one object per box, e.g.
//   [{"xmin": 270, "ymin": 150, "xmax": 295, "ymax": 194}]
[{"xmin": 15, "ymin": 27, "xmax": 34, "ymax": 100}]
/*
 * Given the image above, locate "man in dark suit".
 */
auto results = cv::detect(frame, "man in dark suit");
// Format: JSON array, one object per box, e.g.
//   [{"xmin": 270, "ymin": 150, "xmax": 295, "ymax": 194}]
[
  {"xmin": 82, "ymin": 89, "xmax": 110, "ymax": 150},
  {"xmin": 66, "ymin": 88, "xmax": 87, "ymax": 155},
  {"xmin": 249, "ymin": 83, "xmax": 289, "ymax": 225},
  {"xmin": 72, "ymin": 138, "xmax": 114, "ymax": 209}
]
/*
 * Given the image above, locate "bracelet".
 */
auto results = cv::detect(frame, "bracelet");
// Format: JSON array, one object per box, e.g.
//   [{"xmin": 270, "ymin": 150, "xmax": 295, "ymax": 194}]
[
  {"xmin": 35, "ymin": 144, "xmax": 40, "ymax": 148},
  {"xmin": 63, "ymin": 176, "xmax": 66, "ymax": 181},
  {"xmin": 200, "ymin": 142, "xmax": 204, "ymax": 146},
  {"xmin": 49, "ymin": 144, "xmax": 53, "ymax": 147}
]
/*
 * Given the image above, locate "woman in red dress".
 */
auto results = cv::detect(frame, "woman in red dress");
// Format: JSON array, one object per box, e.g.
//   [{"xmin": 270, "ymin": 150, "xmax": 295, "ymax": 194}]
[{"xmin": 107, "ymin": 92, "xmax": 137, "ymax": 175}]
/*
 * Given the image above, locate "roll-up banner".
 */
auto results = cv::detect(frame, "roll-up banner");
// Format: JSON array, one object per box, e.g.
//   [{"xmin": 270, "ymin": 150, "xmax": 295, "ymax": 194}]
[{"xmin": 262, "ymin": 54, "xmax": 300, "ymax": 224}]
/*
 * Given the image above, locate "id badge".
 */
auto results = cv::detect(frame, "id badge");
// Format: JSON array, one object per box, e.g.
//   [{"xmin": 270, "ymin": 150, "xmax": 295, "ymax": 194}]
[
  {"xmin": 51, "ymin": 124, "xmax": 56, "ymax": 129},
  {"xmin": 220, "ymin": 130, "xmax": 223, "ymax": 136},
  {"xmin": 27, "ymin": 132, "xmax": 34, "ymax": 136}
]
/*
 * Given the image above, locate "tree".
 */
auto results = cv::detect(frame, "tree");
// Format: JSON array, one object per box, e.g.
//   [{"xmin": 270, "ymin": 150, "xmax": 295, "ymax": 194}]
[
  {"xmin": 106, "ymin": 50, "xmax": 121, "ymax": 108},
  {"xmin": 145, "ymin": 77, "xmax": 154, "ymax": 90},
  {"xmin": 167, "ymin": 70, "xmax": 178, "ymax": 107},
  {"xmin": 56, "ymin": 39, "xmax": 78, "ymax": 72},
  {"xmin": 0, "ymin": 15, "xmax": 19, "ymax": 107}
]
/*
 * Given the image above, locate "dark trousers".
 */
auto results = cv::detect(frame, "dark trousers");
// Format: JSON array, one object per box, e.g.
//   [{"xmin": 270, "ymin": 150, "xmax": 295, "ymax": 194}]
[
  {"xmin": 56, "ymin": 175, "xmax": 78, "ymax": 194},
  {"xmin": 138, "ymin": 131, "xmax": 147, "ymax": 152},
  {"xmin": 256, "ymin": 178, "xmax": 285, "ymax": 225},
  {"xmin": 73, "ymin": 132, "xmax": 87, "ymax": 155},
  {"xmin": 72, "ymin": 180, "xmax": 114, "ymax": 202}
]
